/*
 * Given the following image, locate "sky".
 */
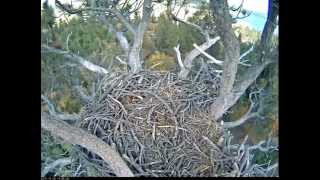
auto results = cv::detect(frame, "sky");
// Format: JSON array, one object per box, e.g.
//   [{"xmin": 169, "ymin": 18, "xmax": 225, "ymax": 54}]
[
  {"xmin": 228, "ymin": 0, "xmax": 269, "ymax": 31},
  {"xmin": 42, "ymin": 0, "xmax": 274, "ymax": 32}
]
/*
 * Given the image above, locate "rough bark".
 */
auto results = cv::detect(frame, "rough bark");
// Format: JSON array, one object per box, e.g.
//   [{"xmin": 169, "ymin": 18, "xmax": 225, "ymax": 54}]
[
  {"xmin": 259, "ymin": 0, "xmax": 278, "ymax": 54},
  {"xmin": 41, "ymin": 112, "xmax": 134, "ymax": 177},
  {"xmin": 209, "ymin": 0, "xmax": 240, "ymax": 121},
  {"xmin": 208, "ymin": 0, "xmax": 278, "ymax": 121},
  {"xmin": 127, "ymin": 0, "xmax": 152, "ymax": 73}
]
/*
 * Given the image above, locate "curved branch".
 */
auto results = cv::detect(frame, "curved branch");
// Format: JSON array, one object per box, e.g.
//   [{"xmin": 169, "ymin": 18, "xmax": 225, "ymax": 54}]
[
  {"xmin": 42, "ymin": 45, "xmax": 109, "ymax": 75},
  {"xmin": 41, "ymin": 113, "xmax": 134, "ymax": 177},
  {"xmin": 173, "ymin": 44, "xmax": 185, "ymax": 69}
]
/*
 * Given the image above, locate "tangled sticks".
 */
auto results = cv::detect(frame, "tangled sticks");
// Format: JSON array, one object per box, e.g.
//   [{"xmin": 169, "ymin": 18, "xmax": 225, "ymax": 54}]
[{"xmin": 73, "ymin": 70, "xmax": 276, "ymax": 177}]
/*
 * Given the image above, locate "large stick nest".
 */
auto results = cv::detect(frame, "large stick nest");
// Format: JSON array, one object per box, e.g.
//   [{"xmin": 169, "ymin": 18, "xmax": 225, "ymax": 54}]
[{"xmin": 73, "ymin": 70, "xmax": 242, "ymax": 176}]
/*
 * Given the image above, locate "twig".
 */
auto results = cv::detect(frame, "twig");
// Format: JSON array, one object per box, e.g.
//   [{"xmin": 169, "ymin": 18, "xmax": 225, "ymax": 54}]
[
  {"xmin": 41, "ymin": 158, "xmax": 72, "ymax": 177},
  {"xmin": 173, "ymin": 44, "xmax": 185, "ymax": 70}
]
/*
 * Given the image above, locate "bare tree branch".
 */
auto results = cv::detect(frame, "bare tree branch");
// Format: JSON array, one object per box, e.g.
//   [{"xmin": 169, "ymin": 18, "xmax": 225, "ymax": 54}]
[
  {"xmin": 173, "ymin": 44, "xmax": 185, "ymax": 69},
  {"xmin": 41, "ymin": 112, "xmax": 134, "ymax": 177},
  {"xmin": 127, "ymin": 0, "xmax": 153, "ymax": 73},
  {"xmin": 220, "ymin": 59, "xmax": 274, "ymax": 119},
  {"xmin": 259, "ymin": 0, "xmax": 279, "ymax": 55},
  {"xmin": 223, "ymin": 90, "xmax": 260, "ymax": 129},
  {"xmin": 116, "ymin": 31, "xmax": 130, "ymax": 55},
  {"xmin": 179, "ymin": 37, "xmax": 220, "ymax": 79},
  {"xmin": 42, "ymin": 45, "xmax": 109, "ymax": 75},
  {"xmin": 97, "ymin": 16, "xmax": 130, "ymax": 55},
  {"xmin": 41, "ymin": 94, "xmax": 80, "ymax": 121},
  {"xmin": 207, "ymin": 0, "xmax": 278, "ymax": 121},
  {"xmin": 192, "ymin": 41, "xmax": 223, "ymax": 66},
  {"xmin": 41, "ymin": 157, "xmax": 72, "ymax": 176}
]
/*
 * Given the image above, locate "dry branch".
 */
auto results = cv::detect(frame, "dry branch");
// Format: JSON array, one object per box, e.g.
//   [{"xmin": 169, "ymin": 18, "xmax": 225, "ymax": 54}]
[
  {"xmin": 178, "ymin": 37, "xmax": 220, "ymax": 79},
  {"xmin": 41, "ymin": 112, "xmax": 134, "ymax": 177},
  {"xmin": 41, "ymin": 158, "xmax": 72, "ymax": 176},
  {"xmin": 173, "ymin": 44, "xmax": 185, "ymax": 69},
  {"xmin": 42, "ymin": 45, "xmax": 109, "ymax": 75}
]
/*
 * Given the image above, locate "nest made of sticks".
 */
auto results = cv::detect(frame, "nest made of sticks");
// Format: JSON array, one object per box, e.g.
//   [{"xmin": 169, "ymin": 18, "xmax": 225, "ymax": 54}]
[{"xmin": 72, "ymin": 70, "xmax": 242, "ymax": 177}]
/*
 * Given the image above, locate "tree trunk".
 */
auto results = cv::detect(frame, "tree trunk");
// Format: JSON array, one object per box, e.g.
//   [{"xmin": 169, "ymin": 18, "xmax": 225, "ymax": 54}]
[
  {"xmin": 258, "ymin": 0, "xmax": 278, "ymax": 57},
  {"xmin": 209, "ymin": 0, "xmax": 240, "ymax": 121},
  {"xmin": 209, "ymin": 0, "xmax": 278, "ymax": 121},
  {"xmin": 127, "ymin": 0, "xmax": 152, "ymax": 73}
]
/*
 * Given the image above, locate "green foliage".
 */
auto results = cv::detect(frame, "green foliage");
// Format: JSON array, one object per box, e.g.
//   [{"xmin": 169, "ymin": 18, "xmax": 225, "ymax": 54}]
[
  {"xmin": 153, "ymin": 14, "xmax": 203, "ymax": 54},
  {"xmin": 145, "ymin": 51, "xmax": 176, "ymax": 71},
  {"xmin": 55, "ymin": 18, "xmax": 117, "ymax": 58},
  {"xmin": 253, "ymin": 150, "xmax": 278, "ymax": 165},
  {"xmin": 57, "ymin": 90, "xmax": 82, "ymax": 113},
  {"xmin": 41, "ymin": 131, "xmax": 72, "ymax": 159}
]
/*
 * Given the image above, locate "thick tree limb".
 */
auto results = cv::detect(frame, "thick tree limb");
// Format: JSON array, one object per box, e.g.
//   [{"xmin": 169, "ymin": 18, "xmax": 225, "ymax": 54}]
[
  {"xmin": 209, "ymin": 0, "xmax": 278, "ymax": 121},
  {"xmin": 42, "ymin": 45, "xmax": 109, "ymax": 75},
  {"xmin": 209, "ymin": 0, "xmax": 240, "ymax": 121},
  {"xmin": 127, "ymin": 0, "xmax": 153, "ymax": 73},
  {"xmin": 222, "ymin": 59, "xmax": 273, "ymax": 119},
  {"xmin": 41, "ymin": 112, "xmax": 134, "ymax": 177},
  {"xmin": 259, "ymin": 0, "xmax": 278, "ymax": 54}
]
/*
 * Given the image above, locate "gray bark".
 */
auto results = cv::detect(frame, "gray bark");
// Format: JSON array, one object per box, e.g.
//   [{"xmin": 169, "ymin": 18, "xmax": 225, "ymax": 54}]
[
  {"xmin": 208, "ymin": 0, "xmax": 278, "ymax": 121},
  {"xmin": 259, "ymin": 0, "xmax": 278, "ymax": 54},
  {"xmin": 41, "ymin": 112, "xmax": 134, "ymax": 177},
  {"xmin": 178, "ymin": 37, "xmax": 220, "ymax": 79},
  {"xmin": 127, "ymin": 0, "xmax": 153, "ymax": 73},
  {"xmin": 209, "ymin": 0, "xmax": 240, "ymax": 121}
]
